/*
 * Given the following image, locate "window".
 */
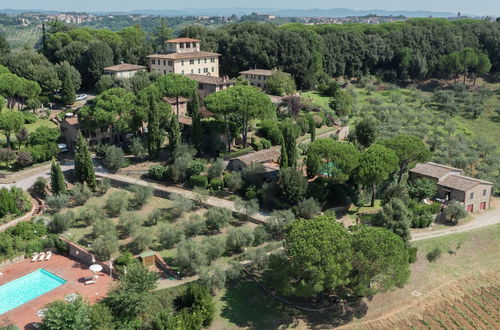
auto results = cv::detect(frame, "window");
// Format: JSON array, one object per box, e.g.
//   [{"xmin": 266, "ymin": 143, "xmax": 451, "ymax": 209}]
[
  {"xmin": 181, "ymin": 70, "xmax": 184, "ymax": 74},
  {"xmin": 151, "ymin": 59, "xmax": 156, "ymax": 65},
  {"xmin": 180, "ymin": 42, "xmax": 184, "ymax": 48},
  {"xmin": 181, "ymin": 60, "xmax": 184, "ymax": 66},
  {"xmin": 186, "ymin": 42, "xmax": 191, "ymax": 48},
  {"xmin": 168, "ymin": 60, "xmax": 173, "ymax": 66},
  {"xmin": 204, "ymin": 58, "xmax": 207, "ymax": 63},
  {"xmin": 211, "ymin": 67, "xmax": 214, "ymax": 72},
  {"xmin": 203, "ymin": 68, "xmax": 208, "ymax": 73},
  {"xmin": 198, "ymin": 59, "xmax": 201, "ymax": 64},
  {"xmin": 189, "ymin": 59, "xmax": 194, "ymax": 65},
  {"xmin": 163, "ymin": 60, "xmax": 166, "ymax": 65},
  {"xmin": 483, "ymin": 189, "xmax": 487, "ymax": 196},
  {"xmin": 200, "ymin": 84, "xmax": 204, "ymax": 90},
  {"xmin": 164, "ymin": 70, "xmax": 166, "ymax": 74},
  {"xmin": 257, "ymin": 83, "xmax": 261, "ymax": 87},
  {"xmin": 470, "ymin": 192, "xmax": 474, "ymax": 200},
  {"xmin": 258, "ymin": 75, "xmax": 261, "ymax": 80},
  {"xmin": 191, "ymin": 69, "xmax": 194, "ymax": 74},
  {"xmin": 198, "ymin": 68, "xmax": 201, "ymax": 74},
  {"xmin": 210, "ymin": 57, "xmax": 215, "ymax": 63}
]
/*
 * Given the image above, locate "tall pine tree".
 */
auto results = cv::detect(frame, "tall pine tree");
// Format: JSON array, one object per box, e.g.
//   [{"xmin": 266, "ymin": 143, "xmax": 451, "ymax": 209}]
[
  {"xmin": 59, "ymin": 62, "xmax": 76, "ymax": 105},
  {"xmin": 74, "ymin": 133, "xmax": 96, "ymax": 190},
  {"xmin": 50, "ymin": 158, "xmax": 66, "ymax": 195},
  {"xmin": 147, "ymin": 94, "xmax": 162, "ymax": 158}
]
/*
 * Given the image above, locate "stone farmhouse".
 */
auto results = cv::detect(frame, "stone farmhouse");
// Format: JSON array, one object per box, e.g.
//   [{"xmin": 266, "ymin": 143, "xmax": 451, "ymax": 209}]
[
  {"xmin": 239, "ymin": 68, "xmax": 287, "ymax": 89},
  {"xmin": 59, "ymin": 117, "xmax": 123, "ymax": 149},
  {"xmin": 103, "ymin": 63, "xmax": 146, "ymax": 79},
  {"xmin": 409, "ymin": 162, "xmax": 493, "ymax": 212},
  {"xmin": 185, "ymin": 74, "xmax": 235, "ymax": 98}
]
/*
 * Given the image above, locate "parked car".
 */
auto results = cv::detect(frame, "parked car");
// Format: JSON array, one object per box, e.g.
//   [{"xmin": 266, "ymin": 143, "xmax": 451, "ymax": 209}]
[
  {"xmin": 58, "ymin": 143, "xmax": 68, "ymax": 153},
  {"xmin": 76, "ymin": 94, "xmax": 88, "ymax": 101}
]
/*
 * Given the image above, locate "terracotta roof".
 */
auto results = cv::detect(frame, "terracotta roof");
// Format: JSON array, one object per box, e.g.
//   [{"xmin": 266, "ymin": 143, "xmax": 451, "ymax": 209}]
[
  {"xmin": 162, "ymin": 96, "xmax": 188, "ymax": 104},
  {"xmin": 63, "ymin": 117, "xmax": 79, "ymax": 125},
  {"xmin": 178, "ymin": 115, "xmax": 193, "ymax": 126},
  {"xmin": 166, "ymin": 38, "xmax": 200, "ymax": 43},
  {"xmin": 439, "ymin": 175, "xmax": 493, "ymax": 192},
  {"xmin": 231, "ymin": 148, "xmax": 280, "ymax": 165},
  {"xmin": 240, "ymin": 69, "xmax": 274, "ymax": 76},
  {"xmin": 147, "ymin": 51, "xmax": 220, "ymax": 60},
  {"xmin": 409, "ymin": 162, "xmax": 462, "ymax": 180},
  {"xmin": 200, "ymin": 106, "xmax": 214, "ymax": 117},
  {"xmin": 103, "ymin": 63, "xmax": 146, "ymax": 72},
  {"xmin": 185, "ymin": 74, "xmax": 235, "ymax": 85}
]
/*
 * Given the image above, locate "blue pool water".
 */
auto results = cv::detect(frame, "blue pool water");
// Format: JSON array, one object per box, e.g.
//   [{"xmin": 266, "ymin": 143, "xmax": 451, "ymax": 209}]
[{"xmin": 0, "ymin": 268, "xmax": 66, "ymax": 315}]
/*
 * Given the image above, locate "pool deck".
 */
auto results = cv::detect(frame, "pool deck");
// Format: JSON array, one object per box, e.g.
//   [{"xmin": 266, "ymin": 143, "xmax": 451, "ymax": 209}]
[{"xmin": 0, "ymin": 253, "xmax": 113, "ymax": 329}]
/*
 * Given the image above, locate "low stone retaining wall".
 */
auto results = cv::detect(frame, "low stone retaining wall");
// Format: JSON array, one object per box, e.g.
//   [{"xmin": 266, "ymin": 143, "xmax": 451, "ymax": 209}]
[
  {"xmin": 0, "ymin": 197, "xmax": 38, "ymax": 232},
  {"xmin": 0, "ymin": 255, "xmax": 25, "ymax": 270},
  {"xmin": 58, "ymin": 236, "xmax": 115, "ymax": 276}
]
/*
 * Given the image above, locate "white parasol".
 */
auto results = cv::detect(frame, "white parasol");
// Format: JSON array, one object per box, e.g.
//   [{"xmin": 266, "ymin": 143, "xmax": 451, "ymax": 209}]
[{"xmin": 89, "ymin": 264, "xmax": 103, "ymax": 273}]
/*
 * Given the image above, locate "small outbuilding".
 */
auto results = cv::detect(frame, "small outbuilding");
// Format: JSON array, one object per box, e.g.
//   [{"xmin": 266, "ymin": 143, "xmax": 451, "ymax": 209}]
[
  {"xmin": 103, "ymin": 63, "xmax": 147, "ymax": 79},
  {"xmin": 227, "ymin": 148, "xmax": 281, "ymax": 172}
]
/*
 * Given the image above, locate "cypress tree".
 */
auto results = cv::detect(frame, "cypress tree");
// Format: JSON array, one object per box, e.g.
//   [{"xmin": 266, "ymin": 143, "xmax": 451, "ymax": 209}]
[
  {"xmin": 280, "ymin": 120, "xmax": 298, "ymax": 168},
  {"xmin": 168, "ymin": 115, "xmax": 180, "ymax": 151},
  {"xmin": 189, "ymin": 93, "xmax": 203, "ymax": 154},
  {"xmin": 74, "ymin": 133, "xmax": 96, "ymax": 190},
  {"xmin": 147, "ymin": 93, "xmax": 162, "ymax": 158},
  {"xmin": 308, "ymin": 116, "xmax": 316, "ymax": 142},
  {"xmin": 50, "ymin": 158, "xmax": 67, "ymax": 195},
  {"xmin": 60, "ymin": 62, "xmax": 76, "ymax": 105}
]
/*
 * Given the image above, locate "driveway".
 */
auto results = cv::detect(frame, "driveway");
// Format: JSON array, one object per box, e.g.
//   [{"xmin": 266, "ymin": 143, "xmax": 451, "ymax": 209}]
[{"xmin": 411, "ymin": 202, "xmax": 500, "ymax": 241}]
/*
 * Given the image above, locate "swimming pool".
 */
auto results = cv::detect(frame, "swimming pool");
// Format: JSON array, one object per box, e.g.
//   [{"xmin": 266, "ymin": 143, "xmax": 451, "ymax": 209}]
[{"xmin": 0, "ymin": 268, "xmax": 67, "ymax": 315}]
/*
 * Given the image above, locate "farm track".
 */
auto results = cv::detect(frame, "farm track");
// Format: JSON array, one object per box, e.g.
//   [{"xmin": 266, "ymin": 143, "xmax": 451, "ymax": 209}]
[{"xmin": 340, "ymin": 273, "xmax": 500, "ymax": 329}]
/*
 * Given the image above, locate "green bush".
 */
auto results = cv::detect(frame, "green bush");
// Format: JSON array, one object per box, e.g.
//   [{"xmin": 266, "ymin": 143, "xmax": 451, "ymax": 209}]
[
  {"xmin": 257, "ymin": 120, "xmax": 283, "ymax": 145},
  {"xmin": 45, "ymin": 194, "xmax": 69, "ymax": 213},
  {"xmin": 48, "ymin": 211, "xmax": 75, "ymax": 234},
  {"xmin": 101, "ymin": 145, "xmax": 126, "ymax": 173},
  {"xmin": 182, "ymin": 215, "xmax": 206, "ymax": 237},
  {"xmin": 221, "ymin": 147, "xmax": 254, "ymax": 160},
  {"xmin": 260, "ymin": 138, "xmax": 271, "ymax": 149},
  {"xmin": 207, "ymin": 159, "xmax": 225, "ymax": 179},
  {"xmin": 22, "ymin": 112, "xmax": 37, "ymax": 124},
  {"xmin": 426, "ymin": 247, "xmax": 442, "ymax": 263},
  {"xmin": 119, "ymin": 212, "xmax": 143, "ymax": 237},
  {"xmin": 128, "ymin": 185, "xmax": 153, "ymax": 210},
  {"xmin": 210, "ymin": 178, "xmax": 224, "ymax": 191},
  {"xmin": 188, "ymin": 159, "xmax": 206, "ymax": 177},
  {"xmin": 158, "ymin": 223, "xmax": 185, "ymax": 249},
  {"xmin": 149, "ymin": 165, "xmax": 166, "ymax": 180},
  {"xmin": 105, "ymin": 191, "xmax": 129, "ymax": 217},
  {"xmin": 224, "ymin": 172, "xmax": 243, "ymax": 192},
  {"xmin": 189, "ymin": 175, "xmax": 208, "ymax": 188},
  {"xmin": 226, "ymin": 228, "xmax": 254, "ymax": 253},
  {"xmin": 205, "ymin": 207, "xmax": 232, "ymax": 232},
  {"xmin": 253, "ymin": 226, "xmax": 271, "ymax": 246}
]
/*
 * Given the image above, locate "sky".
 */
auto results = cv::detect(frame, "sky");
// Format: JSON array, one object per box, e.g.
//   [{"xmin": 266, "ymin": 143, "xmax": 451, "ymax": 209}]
[{"xmin": 2, "ymin": 0, "xmax": 500, "ymax": 16}]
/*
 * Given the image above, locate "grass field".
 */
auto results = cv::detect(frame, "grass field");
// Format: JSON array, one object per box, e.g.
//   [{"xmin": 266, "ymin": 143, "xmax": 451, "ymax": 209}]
[{"xmin": 205, "ymin": 223, "xmax": 500, "ymax": 329}]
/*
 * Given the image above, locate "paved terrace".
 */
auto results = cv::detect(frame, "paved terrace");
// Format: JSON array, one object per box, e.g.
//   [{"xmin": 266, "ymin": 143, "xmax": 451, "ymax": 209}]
[{"xmin": 0, "ymin": 253, "xmax": 113, "ymax": 329}]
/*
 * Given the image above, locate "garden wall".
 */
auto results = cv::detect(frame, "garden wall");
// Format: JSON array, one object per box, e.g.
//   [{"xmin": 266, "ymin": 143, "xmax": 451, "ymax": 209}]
[{"xmin": 58, "ymin": 236, "xmax": 115, "ymax": 276}]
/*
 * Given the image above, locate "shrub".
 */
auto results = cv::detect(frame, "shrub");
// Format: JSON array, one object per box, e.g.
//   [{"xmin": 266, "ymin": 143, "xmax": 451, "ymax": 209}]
[
  {"xmin": 207, "ymin": 158, "xmax": 225, "ymax": 179},
  {"xmin": 92, "ymin": 218, "xmax": 116, "ymax": 238},
  {"xmin": 70, "ymin": 183, "xmax": 93, "ymax": 206},
  {"xmin": 235, "ymin": 198, "xmax": 259, "ymax": 220},
  {"xmin": 426, "ymin": 247, "xmax": 442, "ymax": 263},
  {"xmin": 33, "ymin": 177, "xmax": 48, "ymax": 196},
  {"xmin": 105, "ymin": 191, "xmax": 128, "ymax": 217},
  {"xmin": 46, "ymin": 194, "xmax": 69, "ymax": 213},
  {"xmin": 408, "ymin": 246, "xmax": 418, "ymax": 263},
  {"xmin": 77, "ymin": 204, "xmax": 105, "ymax": 226},
  {"xmin": 193, "ymin": 187, "xmax": 209, "ymax": 204},
  {"xmin": 176, "ymin": 283, "xmax": 216, "ymax": 327},
  {"xmin": 297, "ymin": 197, "xmax": 322, "ymax": 219},
  {"xmin": 149, "ymin": 165, "xmax": 166, "ymax": 180},
  {"xmin": 115, "ymin": 252, "xmax": 136, "ymax": 266},
  {"xmin": 93, "ymin": 232, "xmax": 119, "ymax": 260},
  {"xmin": 205, "ymin": 207, "xmax": 232, "ymax": 232},
  {"xmin": 0, "ymin": 148, "xmax": 16, "ymax": 165},
  {"xmin": 131, "ymin": 228, "xmax": 154, "ymax": 253},
  {"xmin": 241, "ymin": 162, "xmax": 266, "ymax": 187},
  {"xmin": 119, "ymin": 212, "xmax": 143, "ymax": 237},
  {"xmin": 226, "ymin": 227, "xmax": 254, "ymax": 253},
  {"xmin": 182, "ymin": 214, "xmax": 206, "ymax": 237},
  {"xmin": 253, "ymin": 226, "xmax": 271, "ymax": 246},
  {"xmin": 96, "ymin": 178, "xmax": 111, "ymax": 196},
  {"xmin": 147, "ymin": 208, "xmax": 163, "ymax": 225},
  {"xmin": 245, "ymin": 186, "xmax": 258, "ymax": 200},
  {"xmin": 224, "ymin": 172, "xmax": 242, "ymax": 192},
  {"xmin": 170, "ymin": 194, "xmax": 194, "ymax": 217},
  {"xmin": 48, "ymin": 211, "xmax": 74, "ymax": 233},
  {"xmin": 158, "ymin": 223, "xmax": 185, "ymax": 249},
  {"xmin": 265, "ymin": 209, "xmax": 296, "ymax": 238},
  {"xmin": 189, "ymin": 175, "xmax": 208, "ymax": 188},
  {"xmin": 174, "ymin": 239, "xmax": 208, "ymax": 275},
  {"xmin": 128, "ymin": 185, "xmax": 153, "ymax": 210},
  {"xmin": 260, "ymin": 138, "xmax": 271, "ymax": 149},
  {"xmin": 130, "ymin": 137, "xmax": 147, "ymax": 159},
  {"xmin": 443, "ymin": 201, "xmax": 467, "ymax": 225},
  {"xmin": 257, "ymin": 120, "xmax": 283, "ymax": 145},
  {"xmin": 199, "ymin": 265, "xmax": 227, "ymax": 294},
  {"xmin": 16, "ymin": 151, "xmax": 33, "ymax": 167},
  {"xmin": 101, "ymin": 145, "xmax": 126, "ymax": 173},
  {"xmin": 202, "ymin": 236, "xmax": 226, "ymax": 262},
  {"xmin": 210, "ymin": 178, "xmax": 224, "ymax": 191},
  {"xmin": 188, "ymin": 159, "xmax": 206, "ymax": 177}
]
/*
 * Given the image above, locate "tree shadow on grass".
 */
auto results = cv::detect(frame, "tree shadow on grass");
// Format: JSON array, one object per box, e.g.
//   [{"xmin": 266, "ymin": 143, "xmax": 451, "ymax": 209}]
[
  {"xmin": 220, "ymin": 280, "xmax": 298, "ymax": 330},
  {"xmin": 220, "ymin": 279, "xmax": 368, "ymax": 330}
]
